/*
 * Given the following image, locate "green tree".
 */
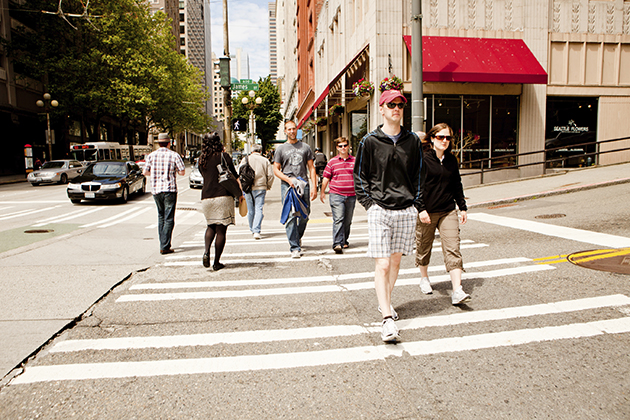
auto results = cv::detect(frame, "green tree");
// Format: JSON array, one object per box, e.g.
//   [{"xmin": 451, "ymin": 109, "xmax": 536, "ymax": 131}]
[
  {"xmin": 232, "ymin": 76, "xmax": 282, "ymax": 149},
  {"xmin": 2, "ymin": 0, "xmax": 210, "ymax": 141}
]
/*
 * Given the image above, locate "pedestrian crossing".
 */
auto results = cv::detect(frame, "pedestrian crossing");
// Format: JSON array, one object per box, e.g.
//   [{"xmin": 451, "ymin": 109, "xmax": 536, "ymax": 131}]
[
  {"xmin": 13, "ymin": 295, "xmax": 630, "ymax": 384},
  {"xmin": 8, "ymin": 213, "xmax": 630, "ymax": 387},
  {"xmin": 0, "ymin": 200, "xmax": 208, "ymax": 229}
]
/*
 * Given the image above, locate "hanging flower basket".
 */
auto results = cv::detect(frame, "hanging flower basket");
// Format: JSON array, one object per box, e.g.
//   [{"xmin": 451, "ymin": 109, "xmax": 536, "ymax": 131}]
[
  {"xmin": 316, "ymin": 116, "xmax": 327, "ymax": 126},
  {"xmin": 302, "ymin": 119, "xmax": 315, "ymax": 133},
  {"xmin": 329, "ymin": 103, "xmax": 344, "ymax": 117},
  {"xmin": 352, "ymin": 78, "xmax": 375, "ymax": 97},
  {"xmin": 379, "ymin": 75, "xmax": 404, "ymax": 93}
]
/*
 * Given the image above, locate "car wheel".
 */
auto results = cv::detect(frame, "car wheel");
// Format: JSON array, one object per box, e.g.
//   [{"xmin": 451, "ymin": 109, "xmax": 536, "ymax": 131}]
[
  {"xmin": 59, "ymin": 174, "xmax": 68, "ymax": 184},
  {"xmin": 31, "ymin": 183, "xmax": 39, "ymax": 187},
  {"xmin": 121, "ymin": 187, "xmax": 129, "ymax": 203},
  {"xmin": 70, "ymin": 199, "xmax": 81, "ymax": 204}
]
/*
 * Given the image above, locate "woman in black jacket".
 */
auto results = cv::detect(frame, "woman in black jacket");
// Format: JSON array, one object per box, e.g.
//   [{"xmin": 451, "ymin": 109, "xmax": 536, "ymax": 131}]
[
  {"xmin": 415, "ymin": 123, "xmax": 470, "ymax": 305},
  {"xmin": 199, "ymin": 133, "xmax": 243, "ymax": 270}
]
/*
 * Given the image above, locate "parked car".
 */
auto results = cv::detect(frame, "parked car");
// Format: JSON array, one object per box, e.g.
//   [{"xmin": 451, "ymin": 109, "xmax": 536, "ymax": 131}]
[
  {"xmin": 67, "ymin": 160, "xmax": 146, "ymax": 204},
  {"xmin": 189, "ymin": 162, "xmax": 203, "ymax": 189},
  {"xmin": 27, "ymin": 159, "xmax": 84, "ymax": 186}
]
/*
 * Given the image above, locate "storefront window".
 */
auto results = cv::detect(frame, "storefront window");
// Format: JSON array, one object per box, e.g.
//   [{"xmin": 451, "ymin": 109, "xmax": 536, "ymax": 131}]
[
  {"xmin": 545, "ymin": 97, "xmax": 598, "ymax": 168},
  {"xmin": 349, "ymin": 111, "xmax": 367, "ymax": 156},
  {"xmin": 427, "ymin": 94, "xmax": 518, "ymax": 168}
]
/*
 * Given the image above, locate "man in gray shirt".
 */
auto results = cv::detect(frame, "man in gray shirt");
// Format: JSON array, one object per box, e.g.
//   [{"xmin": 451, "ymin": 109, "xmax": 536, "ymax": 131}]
[{"xmin": 273, "ymin": 120, "xmax": 318, "ymax": 258}]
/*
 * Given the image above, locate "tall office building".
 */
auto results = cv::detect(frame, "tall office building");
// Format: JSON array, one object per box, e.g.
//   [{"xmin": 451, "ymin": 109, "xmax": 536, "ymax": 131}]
[
  {"xmin": 231, "ymin": 48, "xmax": 250, "ymax": 82},
  {"xmin": 268, "ymin": 2, "xmax": 277, "ymax": 85}
]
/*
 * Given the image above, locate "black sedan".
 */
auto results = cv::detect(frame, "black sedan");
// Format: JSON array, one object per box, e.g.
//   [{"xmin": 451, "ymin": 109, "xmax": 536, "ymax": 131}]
[{"xmin": 67, "ymin": 160, "xmax": 146, "ymax": 204}]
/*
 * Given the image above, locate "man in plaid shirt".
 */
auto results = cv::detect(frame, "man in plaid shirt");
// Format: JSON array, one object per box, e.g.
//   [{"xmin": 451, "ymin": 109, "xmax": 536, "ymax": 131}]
[{"xmin": 143, "ymin": 133, "xmax": 186, "ymax": 254}]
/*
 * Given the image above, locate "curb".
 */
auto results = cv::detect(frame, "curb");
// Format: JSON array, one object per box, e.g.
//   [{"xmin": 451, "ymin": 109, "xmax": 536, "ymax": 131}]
[{"xmin": 468, "ymin": 177, "xmax": 630, "ymax": 209}]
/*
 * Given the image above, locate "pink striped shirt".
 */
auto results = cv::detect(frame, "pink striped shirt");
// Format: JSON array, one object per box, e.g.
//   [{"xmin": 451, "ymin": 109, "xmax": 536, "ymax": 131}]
[{"xmin": 323, "ymin": 155, "xmax": 356, "ymax": 196}]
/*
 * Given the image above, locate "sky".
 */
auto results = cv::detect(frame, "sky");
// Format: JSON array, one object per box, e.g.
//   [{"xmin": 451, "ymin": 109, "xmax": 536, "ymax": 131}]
[{"xmin": 209, "ymin": 0, "xmax": 271, "ymax": 82}]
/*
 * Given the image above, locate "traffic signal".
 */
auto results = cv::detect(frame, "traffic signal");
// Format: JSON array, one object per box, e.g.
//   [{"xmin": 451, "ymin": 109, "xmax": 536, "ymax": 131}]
[
  {"xmin": 219, "ymin": 57, "xmax": 230, "ymax": 88},
  {"xmin": 232, "ymin": 118, "xmax": 247, "ymax": 132}
]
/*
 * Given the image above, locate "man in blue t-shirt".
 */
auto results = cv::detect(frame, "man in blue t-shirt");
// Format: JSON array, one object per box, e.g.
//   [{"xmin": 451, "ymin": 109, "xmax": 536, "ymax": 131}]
[{"xmin": 273, "ymin": 120, "xmax": 318, "ymax": 258}]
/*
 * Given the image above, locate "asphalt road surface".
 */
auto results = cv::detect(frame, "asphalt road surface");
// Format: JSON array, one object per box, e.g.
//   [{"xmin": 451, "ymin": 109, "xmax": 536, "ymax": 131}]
[{"xmin": 0, "ymin": 178, "xmax": 629, "ymax": 419}]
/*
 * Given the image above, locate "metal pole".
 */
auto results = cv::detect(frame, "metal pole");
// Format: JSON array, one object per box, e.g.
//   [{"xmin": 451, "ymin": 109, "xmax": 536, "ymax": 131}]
[
  {"xmin": 222, "ymin": 0, "xmax": 232, "ymax": 154},
  {"xmin": 411, "ymin": 0, "xmax": 424, "ymax": 133},
  {"xmin": 46, "ymin": 111, "xmax": 52, "ymax": 160}
]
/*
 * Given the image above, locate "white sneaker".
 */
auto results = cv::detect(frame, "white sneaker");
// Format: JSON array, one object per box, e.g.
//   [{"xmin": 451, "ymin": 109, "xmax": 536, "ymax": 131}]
[
  {"xmin": 253, "ymin": 232, "xmax": 261, "ymax": 240},
  {"xmin": 378, "ymin": 305, "xmax": 399, "ymax": 321},
  {"xmin": 381, "ymin": 318, "xmax": 400, "ymax": 343},
  {"xmin": 419, "ymin": 277, "xmax": 433, "ymax": 294},
  {"xmin": 291, "ymin": 250, "xmax": 301, "ymax": 259},
  {"xmin": 452, "ymin": 287, "xmax": 471, "ymax": 305}
]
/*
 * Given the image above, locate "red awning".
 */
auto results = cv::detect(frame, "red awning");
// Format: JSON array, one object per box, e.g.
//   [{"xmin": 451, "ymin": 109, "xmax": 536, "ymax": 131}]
[{"xmin": 403, "ymin": 36, "xmax": 547, "ymax": 84}]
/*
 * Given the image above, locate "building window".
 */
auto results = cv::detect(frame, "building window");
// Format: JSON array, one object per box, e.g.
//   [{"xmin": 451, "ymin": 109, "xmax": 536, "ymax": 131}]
[
  {"xmin": 425, "ymin": 94, "xmax": 519, "ymax": 168},
  {"xmin": 545, "ymin": 97, "xmax": 598, "ymax": 168}
]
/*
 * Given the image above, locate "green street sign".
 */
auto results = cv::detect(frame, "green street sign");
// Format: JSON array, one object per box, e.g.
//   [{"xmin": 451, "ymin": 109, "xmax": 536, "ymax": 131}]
[
  {"xmin": 240, "ymin": 79, "xmax": 253, "ymax": 84},
  {"xmin": 231, "ymin": 83, "xmax": 259, "ymax": 91}
]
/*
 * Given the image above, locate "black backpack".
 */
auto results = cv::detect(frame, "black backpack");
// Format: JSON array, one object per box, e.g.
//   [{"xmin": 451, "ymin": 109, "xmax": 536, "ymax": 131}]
[{"xmin": 239, "ymin": 155, "xmax": 256, "ymax": 194}]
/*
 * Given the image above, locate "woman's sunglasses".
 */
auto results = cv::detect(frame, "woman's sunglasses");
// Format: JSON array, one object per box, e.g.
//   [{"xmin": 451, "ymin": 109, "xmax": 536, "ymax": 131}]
[
  {"xmin": 385, "ymin": 102, "xmax": 406, "ymax": 109},
  {"xmin": 433, "ymin": 135, "xmax": 452, "ymax": 141},
  {"xmin": 337, "ymin": 144, "xmax": 349, "ymax": 148}
]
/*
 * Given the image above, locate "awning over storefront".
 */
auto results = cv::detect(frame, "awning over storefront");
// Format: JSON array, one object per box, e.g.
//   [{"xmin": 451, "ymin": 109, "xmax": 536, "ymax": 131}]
[
  {"xmin": 403, "ymin": 36, "xmax": 547, "ymax": 84},
  {"xmin": 298, "ymin": 45, "xmax": 369, "ymax": 128}
]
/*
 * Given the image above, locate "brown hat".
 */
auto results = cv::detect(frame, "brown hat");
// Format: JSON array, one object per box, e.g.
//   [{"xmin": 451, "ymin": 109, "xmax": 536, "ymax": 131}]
[{"xmin": 156, "ymin": 133, "xmax": 171, "ymax": 143}]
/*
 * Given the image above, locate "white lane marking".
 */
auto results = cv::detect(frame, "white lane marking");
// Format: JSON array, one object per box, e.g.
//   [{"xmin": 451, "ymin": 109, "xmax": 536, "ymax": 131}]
[
  {"xmin": 14, "ymin": 317, "xmax": 630, "ymax": 384},
  {"xmin": 117, "ymin": 265, "xmax": 553, "ymax": 302},
  {"xmin": 80, "ymin": 207, "xmax": 144, "ymax": 228},
  {"xmin": 145, "ymin": 207, "xmax": 204, "ymax": 229},
  {"xmin": 132, "ymin": 257, "xmax": 530, "ymax": 290},
  {"xmin": 0, "ymin": 206, "xmax": 61, "ymax": 221},
  {"xmin": 0, "ymin": 206, "xmax": 15, "ymax": 212},
  {"xmin": 469, "ymin": 213, "xmax": 630, "ymax": 248},
  {"xmin": 32, "ymin": 207, "xmax": 105, "ymax": 227},
  {"xmin": 177, "ymin": 234, "xmax": 372, "ymax": 247},
  {"xmin": 98, "ymin": 208, "xmax": 151, "ymax": 228},
  {"xmin": 164, "ymin": 243, "xmax": 489, "ymax": 265},
  {"xmin": 51, "ymin": 294, "xmax": 630, "ymax": 353}
]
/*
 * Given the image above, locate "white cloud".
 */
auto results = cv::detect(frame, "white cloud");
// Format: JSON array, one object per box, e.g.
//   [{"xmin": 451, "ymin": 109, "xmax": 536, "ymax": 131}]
[{"xmin": 210, "ymin": 0, "xmax": 270, "ymax": 81}]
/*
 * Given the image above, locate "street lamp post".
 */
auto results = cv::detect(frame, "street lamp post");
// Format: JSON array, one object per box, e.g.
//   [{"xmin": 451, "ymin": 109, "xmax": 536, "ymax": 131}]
[
  {"xmin": 241, "ymin": 90, "xmax": 262, "ymax": 154},
  {"xmin": 36, "ymin": 93, "xmax": 59, "ymax": 161}
]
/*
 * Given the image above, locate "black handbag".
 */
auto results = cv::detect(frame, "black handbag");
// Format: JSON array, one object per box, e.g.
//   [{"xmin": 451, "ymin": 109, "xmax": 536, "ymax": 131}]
[{"xmin": 218, "ymin": 154, "xmax": 242, "ymax": 197}]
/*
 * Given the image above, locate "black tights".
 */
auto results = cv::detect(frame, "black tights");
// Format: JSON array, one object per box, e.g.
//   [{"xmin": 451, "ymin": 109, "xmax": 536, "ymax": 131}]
[{"xmin": 205, "ymin": 224, "xmax": 227, "ymax": 266}]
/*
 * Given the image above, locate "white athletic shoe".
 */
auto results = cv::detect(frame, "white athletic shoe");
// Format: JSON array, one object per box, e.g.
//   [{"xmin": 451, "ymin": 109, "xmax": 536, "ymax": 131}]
[
  {"xmin": 419, "ymin": 277, "xmax": 433, "ymax": 294},
  {"xmin": 291, "ymin": 250, "xmax": 301, "ymax": 259},
  {"xmin": 253, "ymin": 232, "xmax": 261, "ymax": 240},
  {"xmin": 378, "ymin": 305, "xmax": 399, "ymax": 321},
  {"xmin": 381, "ymin": 318, "xmax": 400, "ymax": 343},
  {"xmin": 452, "ymin": 287, "xmax": 471, "ymax": 305}
]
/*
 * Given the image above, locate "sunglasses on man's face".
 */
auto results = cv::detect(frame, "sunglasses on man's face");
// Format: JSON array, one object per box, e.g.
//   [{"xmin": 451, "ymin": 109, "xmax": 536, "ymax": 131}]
[
  {"xmin": 337, "ymin": 144, "xmax": 349, "ymax": 148},
  {"xmin": 385, "ymin": 102, "xmax": 406, "ymax": 109}
]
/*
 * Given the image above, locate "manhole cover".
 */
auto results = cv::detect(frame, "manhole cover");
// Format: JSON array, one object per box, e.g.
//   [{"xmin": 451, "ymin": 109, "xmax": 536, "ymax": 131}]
[
  {"xmin": 24, "ymin": 229, "xmax": 54, "ymax": 234},
  {"xmin": 535, "ymin": 214, "xmax": 566, "ymax": 219},
  {"xmin": 568, "ymin": 248, "xmax": 630, "ymax": 274}
]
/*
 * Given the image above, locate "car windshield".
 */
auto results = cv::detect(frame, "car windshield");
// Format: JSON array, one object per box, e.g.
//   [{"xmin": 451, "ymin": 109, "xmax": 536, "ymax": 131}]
[
  {"xmin": 41, "ymin": 161, "xmax": 65, "ymax": 169},
  {"xmin": 85, "ymin": 163, "xmax": 127, "ymax": 176}
]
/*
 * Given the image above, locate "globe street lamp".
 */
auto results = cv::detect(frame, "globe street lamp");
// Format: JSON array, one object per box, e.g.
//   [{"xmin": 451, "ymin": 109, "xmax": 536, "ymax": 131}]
[
  {"xmin": 36, "ymin": 93, "xmax": 59, "ymax": 161},
  {"xmin": 241, "ymin": 90, "xmax": 262, "ymax": 153}
]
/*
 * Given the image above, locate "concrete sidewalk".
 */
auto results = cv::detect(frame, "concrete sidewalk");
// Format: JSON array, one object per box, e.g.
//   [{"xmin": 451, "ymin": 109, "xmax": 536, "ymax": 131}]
[{"xmin": 464, "ymin": 162, "xmax": 630, "ymax": 208}]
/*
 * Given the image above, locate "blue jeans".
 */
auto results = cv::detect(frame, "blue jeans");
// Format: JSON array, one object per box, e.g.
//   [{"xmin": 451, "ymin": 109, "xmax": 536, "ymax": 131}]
[
  {"xmin": 281, "ymin": 181, "xmax": 310, "ymax": 252},
  {"xmin": 153, "ymin": 192, "xmax": 177, "ymax": 251},
  {"xmin": 245, "ymin": 189, "xmax": 267, "ymax": 234},
  {"xmin": 329, "ymin": 193, "xmax": 356, "ymax": 248}
]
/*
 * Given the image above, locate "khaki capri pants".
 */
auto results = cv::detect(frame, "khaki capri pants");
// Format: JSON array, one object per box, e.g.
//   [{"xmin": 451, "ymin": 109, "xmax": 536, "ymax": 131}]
[{"xmin": 415, "ymin": 209, "xmax": 464, "ymax": 272}]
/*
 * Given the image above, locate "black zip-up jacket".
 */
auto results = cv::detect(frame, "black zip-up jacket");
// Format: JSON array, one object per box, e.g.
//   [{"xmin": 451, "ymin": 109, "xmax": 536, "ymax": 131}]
[
  {"xmin": 353, "ymin": 125, "xmax": 425, "ymax": 211},
  {"xmin": 422, "ymin": 148, "xmax": 467, "ymax": 213}
]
